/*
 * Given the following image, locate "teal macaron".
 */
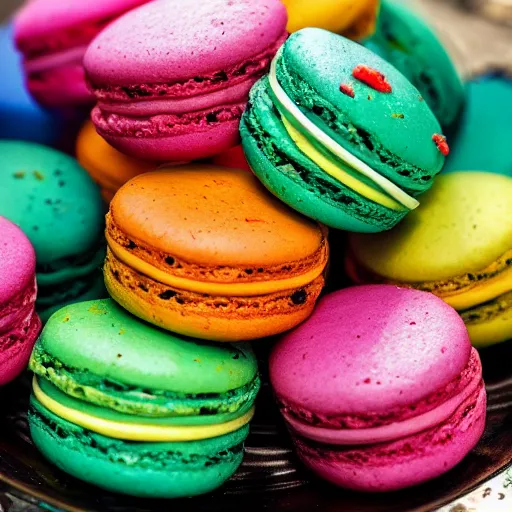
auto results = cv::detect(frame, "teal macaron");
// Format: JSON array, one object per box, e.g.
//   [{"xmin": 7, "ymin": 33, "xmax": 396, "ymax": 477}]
[
  {"xmin": 0, "ymin": 141, "xmax": 106, "ymax": 321},
  {"xmin": 363, "ymin": 0, "xmax": 464, "ymax": 132},
  {"xmin": 444, "ymin": 73, "xmax": 512, "ymax": 177},
  {"xmin": 241, "ymin": 28, "xmax": 446, "ymax": 233},
  {"xmin": 28, "ymin": 299, "xmax": 260, "ymax": 497}
]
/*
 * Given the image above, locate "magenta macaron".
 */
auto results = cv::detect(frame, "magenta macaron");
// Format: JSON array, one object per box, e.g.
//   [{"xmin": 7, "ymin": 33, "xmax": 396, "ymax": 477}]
[
  {"xmin": 14, "ymin": 0, "xmax": 151, "ymax": 107},
  {"xmin": 270, "ymin": 285, "xmax": 486, "ymax": 492},
  {"xmin": 0, "ymin": 217, "xmax": 41, "ymax": 385},
  {"xmin": 84, "ymin": 0, "xmax": 288, "ymax": 161}
]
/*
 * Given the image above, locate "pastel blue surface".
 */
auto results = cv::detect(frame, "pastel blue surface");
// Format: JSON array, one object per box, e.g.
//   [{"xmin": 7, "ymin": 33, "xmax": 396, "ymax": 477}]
[
  {"xmin": 0, "ymin": 24, "xmax": 63, "ymax": 144},
  {"xmin": 443, "ymin": 74, "xmax": 512, "ymax": 177}
]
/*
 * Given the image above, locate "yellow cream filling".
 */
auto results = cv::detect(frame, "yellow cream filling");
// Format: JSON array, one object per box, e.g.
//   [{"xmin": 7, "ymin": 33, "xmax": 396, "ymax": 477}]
[
  {"xmin": 33, "ymin": 377, "xmax": 254, "ymax": 442},
  {"xmin": 441, "ymin": 265, "xmax": 512, "ymax": 311},
  {"xmin": 467, "ymin": 306, "xmax": 512, "ymax": 348},
  {"xmin": 281, "ymin": 117, "xmax": 403, "ymax": 211},
  {"xmin": 106, "ymin": 234, "xmax": 326, "ymax": 297}
]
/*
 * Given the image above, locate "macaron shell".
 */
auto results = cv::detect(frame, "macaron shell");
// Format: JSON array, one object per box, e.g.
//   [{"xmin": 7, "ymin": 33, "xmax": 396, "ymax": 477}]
[
  {"xmin": 0, "ymin": 141, "xmax": 104, "ymax": 265},
  {"xmin": 444, "ymin": 75, "xmax": 512, "ymax": 177},
  {"xmin": 277, "ymin": 28, "xmax": 444, "ymax": 191},
  {"xmin": 37, "ymin": 299, "xmax": 258, "ymax": 395},
  {"xmin": 349, "ymin": 172, "xmax": 512, "ymax": 282},
  {"xmin": 15, "ymin": 0, "xmax": 151, "ymax": 42},
  {"xmin": 76, "ymin": 120, "xmax": 156, "ymax": 194},
  {"xmin": 110, "ymin": 167, "xmax": 324, "ymax": 267},
  {"xmin": 84, "ymin": 0, "xmax": 288, "ymax": 86},
  {"xmin": 270, "ymin": 286, "xmax": 471, "ymax": 417},
  {"xmin": 293, "ymin": 381, "xmax": 486, "ymax": 491},
  {"xmin": 282, "ymin": 0, "xmax": 378, "ymax": 37},
  {"xmin": 0, "ymin": 217, "xmax": 36, "ymax": 305},
  {"xmin": 363, "ymin": 0, "xmax": 464, "ymax": 130},
  {"xmin": 29, "ymin": 398, "xmax": 248, "ymax": 498}
]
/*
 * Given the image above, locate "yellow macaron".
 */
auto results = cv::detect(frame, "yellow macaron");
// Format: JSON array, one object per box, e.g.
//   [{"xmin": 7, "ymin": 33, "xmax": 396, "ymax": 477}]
[
  {"xmin": 347, "ymin": 172, "xmax": 512, "ymax": 348},
  {"xmin": 281, "ymin": 0, "xmax": 379, "ymax": 38}
]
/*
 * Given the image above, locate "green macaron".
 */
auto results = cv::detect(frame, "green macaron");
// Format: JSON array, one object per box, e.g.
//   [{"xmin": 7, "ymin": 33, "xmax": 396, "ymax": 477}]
[
  {"xmin": 364, "ymin": 0, "xmax": 464, "ymax": 132},
  {"xmin": 241, "ymin": 28, "xmax": 446, "ymax": 233},
  {"xmin": 28, "ymin": 299, "xmax": 260, "ymax": 498},
  {"xmin": 0, "ymin": 141, "xmax": 106, "ymax": 321}
]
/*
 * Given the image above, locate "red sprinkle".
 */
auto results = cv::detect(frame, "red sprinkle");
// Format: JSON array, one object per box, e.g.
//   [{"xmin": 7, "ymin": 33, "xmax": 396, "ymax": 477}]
[
  {"xmin": 352, "ymin": 64, "xmax": 392, "ymax": 93},
  {"xmin": 432, "ymin": 134, "xmax": 450, "ymax": 156},
  {"xmin": 339, "ymin": 83, "xmax": 355, "ymax": 98}
]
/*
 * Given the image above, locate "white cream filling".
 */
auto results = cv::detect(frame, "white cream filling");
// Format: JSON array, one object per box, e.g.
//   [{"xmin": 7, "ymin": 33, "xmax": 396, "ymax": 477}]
[{"xmin": 268, "ymin": 51, "xmax": 419, "ymax": 211}]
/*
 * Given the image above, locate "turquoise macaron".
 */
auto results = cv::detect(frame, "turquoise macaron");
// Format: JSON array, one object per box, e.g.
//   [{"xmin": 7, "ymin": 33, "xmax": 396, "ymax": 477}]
[
  {"xmin": 363, "ymin": 0, "xmax": 464, "ymax": 132},
  {"xmin": 0, "ymin": 141, "xmax": 106, "ymax": 321},
  {"xmin": 28, "ymin": 299, "xmax": 260, "ymax": 497},
  {"xmin": 444, "ymin": 73, "xmax": 512, "ymax": 177},
  {"xmin": 241, "ymin": 28, "xmax": 446, "ymax": 233}
]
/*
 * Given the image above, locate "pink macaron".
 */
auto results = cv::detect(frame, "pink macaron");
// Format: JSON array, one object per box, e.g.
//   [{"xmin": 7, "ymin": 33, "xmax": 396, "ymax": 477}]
[
  {"xmin": 84, "ymin": 0, "xmax": 288, "ymax": 161},
  {"xmin": 14, "ymin": 0, "xmax": 151, "ymax": 107},
  {"xmin": 0, "ymin": 217, "xmax": 41, "ymax": 385},
  {"xmin": 270, "ymin": 285, "xmax": 486, "ymax": 492}
]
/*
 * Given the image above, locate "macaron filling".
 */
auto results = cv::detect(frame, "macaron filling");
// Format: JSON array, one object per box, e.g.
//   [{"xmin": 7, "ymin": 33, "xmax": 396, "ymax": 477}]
[
  {"xmin": 34, "ymin": 377, "xmax": 255, "ymax": 441},
  {"xmin": 274, "ymin": 47, "xmax": 438, "ymax": 193},
  {"xmin": 89, "ymin": 35, "xmax": 287, "ymax": 139},
  {"xmin": 30, "ymin": 343, "xmax": 261, "ymax": 418},
  {"xmin": 29, "ymin": 397, "xmax": 248, "ymax": 468},
  {"xmin": 282, "ymin": 351, "xmax": 483, "ymax": 445},
  {"xmin": 242, "ymin": 79, "xmax": 408, "ymax": 229},
  {"xmin": 277, "ymin": 348, "xmax": 482, "ymax": 432},
  {"xmin": 268, "ymin": 51, "xmax": 418, "ymax": 212},
  {"xmin": 91, "ymin": 35, "xmax": 287, "ymax": 104}
]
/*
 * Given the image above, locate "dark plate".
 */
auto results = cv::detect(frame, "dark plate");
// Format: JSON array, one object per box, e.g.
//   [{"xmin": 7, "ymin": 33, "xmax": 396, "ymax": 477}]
[{"xmin": 0, "ymin": 340, "xmax": 511, "ymax": 512}]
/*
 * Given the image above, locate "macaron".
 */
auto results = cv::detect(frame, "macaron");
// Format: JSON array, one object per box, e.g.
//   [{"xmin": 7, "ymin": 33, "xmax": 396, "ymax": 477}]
[
  {"xmin": 14, "ymin": 0, "xmax": 151, "ymax": 107},
  {"xmin": 76, "ymin": 120, "xmax": 156, "ymax": 203},
  {"xmin": 241, "ymin": 28, "xmax": 446, "ymax": 233},
  {"xmin": 0, "ymin": 141, "xmax": 106, "ymax": 322},
  {"xmin": 0, "ymin": 217, "xmax": 41, "ymax": 385},
  {"xmin": 281, "ymin": 0, "xmax": 378, "ymax": 39},
  {"xmin": 363, "ymin": 1, "xmax": 464, "ymax": 132},
  {"xmin": 29, "ymin": 299, "xmax": 260, "ymax": 497},
  {"xmin": 0, "ymin": 24, "xmax": 64, "ymax": 144},
  {"xmin": 444, "ymin": 73, "xmax": 512, "ymax": 176},
  {"xmin": 347, "ymin": 172, "xmax": 512, "ymax": 348},
  {"xmin": 84, "ymin": 0, "xmax": 288, "ymax": 161},
  {"xmin": 270, "ymin": 285, "xmax": 486, "ymax": 491},
  {"xmin": 104, "ymin": 166, "xmax": 328, "ymax": 342}
]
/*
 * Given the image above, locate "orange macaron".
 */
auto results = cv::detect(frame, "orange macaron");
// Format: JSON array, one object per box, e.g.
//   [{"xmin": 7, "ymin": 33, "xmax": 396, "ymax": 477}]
[
  {"xmin": 76, "ymin": 120, "xmax": 156, "ymax": 202},
  {"xmin": 104, "ymin": 165, "xmax": 328, "ymax": 341}
]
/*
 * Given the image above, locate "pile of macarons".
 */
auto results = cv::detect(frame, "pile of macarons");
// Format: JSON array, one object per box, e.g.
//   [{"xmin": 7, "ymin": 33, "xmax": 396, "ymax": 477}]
[{"xmin": 0, "ymin": 0, "xmax": 509, "ymax": 501}]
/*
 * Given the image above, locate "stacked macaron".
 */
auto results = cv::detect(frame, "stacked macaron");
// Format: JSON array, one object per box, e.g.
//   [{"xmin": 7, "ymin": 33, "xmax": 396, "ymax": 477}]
[
  {"xmin": 0, "ymin": 141, "xmax": 106, "ymax": 321},
  {"xmin": 0, "ymin": 217, "xmax": 41, "ymax": 385},
  {"xmin": 1, "ymin": 0, "xmax": 489, "ymax": 500},
  {"xmin": 14, "ymin": 0, "xmax": 153, "ymax": 106},
  {"xmin": 84, "ymin": 0, "xmax": 288, "ymax": 161},
  {"xmin": 241, "ymin": 28, "xmax": 447, "ymax": 232},
  {"xmin": 347, "ymin": 172, "xmax": 512, "ymax": 348},
  {"xmin": 29, "ymin": 299, "xmax": 259, "ymax": 497}
]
